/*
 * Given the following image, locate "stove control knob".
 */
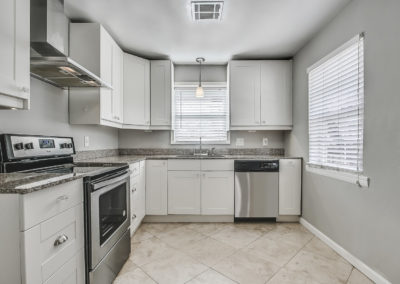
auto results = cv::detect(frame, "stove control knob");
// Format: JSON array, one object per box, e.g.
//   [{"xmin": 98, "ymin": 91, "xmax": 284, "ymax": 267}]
[
  {"xmin": 60, "ymin": 143, "xmax": 68, "ymax": 149},
  {"xmin": 24, "ymin": 143, "xmax": 34, "ymax": 150},
  {"xmin": 13, "ymin": 143, "xmax": 24, "ymax": 151},
  {"xmin": 67, "ymin": 143, "xmax": 73, "ymax": 148}
]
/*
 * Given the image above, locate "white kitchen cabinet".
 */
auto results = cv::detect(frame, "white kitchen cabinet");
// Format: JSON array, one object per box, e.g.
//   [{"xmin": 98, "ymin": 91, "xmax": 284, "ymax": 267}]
[
  {"xmin": 230, "ymin": 61, "xmax": 261, "ymax": 126},
  {"xmin": 279, "ymin": 159, "xmax": 302, "ymax": 215},
  {"xmin": 168, "ymin": 171, "xmax": 201, "ymax": 214},
  {"xmin": 166, "ymin": 160, "xmax": 234, "ymax": 216},
  {"xmin": 260, "ymin": 61, "xmax": 292, "ymax": 126},
  {"xmin": 69, "ymin": 23, "xmax": 123, "ymax": 127},
  {"xmin": 229, "ymin": 60, "xmax": 292, "ymax": 130},
  {"xmin": 123, "ymin": 53, "xmax": 151, "ymax": 127},
  {"xmin": 130, "ymin": 161, "xmax": 146, "ymax": 236},
  {"xmin": 146, "ymin": 160, "xmax": 168, "ymax": 215},
  {"xmin": 201, "ymin": 171, "xmax": 234, "ymax": 215},
  {"xmin": 0, "ymin": 180, "xmax": 85, "ymax": 284},
  {"xmin": 0, "ymin": 0, "xmax": 30, "ymax": 109},
  {"xmin": 150, "ymin": 60, "xmax": 172, "ymax": 127}
]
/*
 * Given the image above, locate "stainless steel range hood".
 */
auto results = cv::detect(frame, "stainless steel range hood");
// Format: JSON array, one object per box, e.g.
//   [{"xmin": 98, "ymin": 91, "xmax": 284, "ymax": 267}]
[{"xmin": 30, "ymin": 0, "xmax": 112, "ymax": 89}]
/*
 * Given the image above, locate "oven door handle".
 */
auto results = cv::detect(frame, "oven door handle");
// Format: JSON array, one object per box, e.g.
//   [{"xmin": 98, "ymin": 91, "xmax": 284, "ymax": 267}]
[{"xmin": 92, "ymin": 172, "xmax": 130, "ymax": 191}]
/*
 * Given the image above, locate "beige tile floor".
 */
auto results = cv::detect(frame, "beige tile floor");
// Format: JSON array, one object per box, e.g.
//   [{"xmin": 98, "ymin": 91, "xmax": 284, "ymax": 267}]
[{"xmin": 113, "ymin": 222, "xmax": 375, "ymax": 284}]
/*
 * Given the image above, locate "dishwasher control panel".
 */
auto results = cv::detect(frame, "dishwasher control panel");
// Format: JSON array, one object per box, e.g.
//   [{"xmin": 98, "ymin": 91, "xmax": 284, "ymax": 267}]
[{"xmin": 234, "ymin": 160, "xmax": 279, "ymax": 172}]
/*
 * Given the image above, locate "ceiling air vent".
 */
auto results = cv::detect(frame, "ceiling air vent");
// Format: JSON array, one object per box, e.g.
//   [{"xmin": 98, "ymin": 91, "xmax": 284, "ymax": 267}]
[{"xmin": 191, "ymin": 1, "xmax": 224, "ymax": 21}]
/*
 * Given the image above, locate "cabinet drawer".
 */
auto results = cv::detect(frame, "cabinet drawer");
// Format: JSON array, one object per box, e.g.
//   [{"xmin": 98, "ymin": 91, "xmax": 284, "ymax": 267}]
[
  {"xmin": 201, "ymin": 160, "xmax": 234, "ymax": 171},
  {"xmin": 168, "ymin": 159, "xmax": 201, "ymax": 171},
  {"xmin": 22, "ymin": 204, "xmax": 84, "ymax": 283},
  {"xmin": 20, "ymin": 179, "xmax": 83, "ymax": 231},
  {"xmin": 44, "ymin": 250, "xmax": 85, "ymax": 284},
  {"xmin": 129, "ymin": 162, "xmax": 140, "ymax": 177}
]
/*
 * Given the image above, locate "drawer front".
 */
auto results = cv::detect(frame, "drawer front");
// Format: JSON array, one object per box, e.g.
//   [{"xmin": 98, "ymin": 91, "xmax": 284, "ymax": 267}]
[
  {"xmin": 21, "ymin": 204, "xmax": 84, "ymax": 283},
  {"xmin": 168, "ymin": 159, "xmax": 201, "ymax": 171},
  {"xmin": 129, "ymin": 162, "xmax": 140, "ymax": 177},
  {"xmin": 21, "ymin": 179, "xmax": 83, "ymax": 231},
  {"xmin": 44, "ymin": 250, "xmax": 85, "ymax": 284},
  {"xmin": 201, "ymin": 159, "xmax": 234, "ymax": 171}
]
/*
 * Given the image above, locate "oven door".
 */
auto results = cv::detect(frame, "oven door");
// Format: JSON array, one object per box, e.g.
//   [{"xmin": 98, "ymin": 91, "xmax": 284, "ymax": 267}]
[{"xmin": 90, "ymin": 174, "xmax": 130, "ymax": 269}]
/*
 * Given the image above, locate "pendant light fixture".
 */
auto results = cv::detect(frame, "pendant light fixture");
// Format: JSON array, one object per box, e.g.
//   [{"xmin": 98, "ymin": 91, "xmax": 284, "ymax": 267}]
[{"xmin": 196, "ymin": 57, "xmax": 205, "ymax": 98}]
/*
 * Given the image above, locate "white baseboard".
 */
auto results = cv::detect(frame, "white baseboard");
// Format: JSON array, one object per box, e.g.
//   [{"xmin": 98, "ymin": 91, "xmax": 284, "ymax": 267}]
[{"xmin": 300, "ymin": 218, "xmax": 391, "ymax": 284}]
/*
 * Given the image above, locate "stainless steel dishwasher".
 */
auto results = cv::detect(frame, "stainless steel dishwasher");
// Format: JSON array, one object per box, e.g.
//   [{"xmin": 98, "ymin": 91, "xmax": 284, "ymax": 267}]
[{"xmin": 234, "ymin": 160, "xmax": 279, "ymax": 221}]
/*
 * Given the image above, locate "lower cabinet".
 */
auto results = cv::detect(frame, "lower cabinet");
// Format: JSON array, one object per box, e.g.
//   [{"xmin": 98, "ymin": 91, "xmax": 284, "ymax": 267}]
[
  {"xmin": 145, "ymin": 160, "xmax": 168, "ymax": 215},
  {"xmin": 166, "ymin": 160, "xmax": 234, "ymax": 216},
  {"xmin": 0, "ymin": 180, "xmax": 86, "ymax": 284},
  {"xmin": 168, "ymin": 171, "xmax": 201, "ymax": 214},
  {"xmin": 279, "ymin": 159, "xmax": 302, "ymax": 215},
  {"xmin": 130, "ymin": 161, "xmax": 146, "ymax": 236},
  {"xmin": 201, "ymin": 171, "xmax": 234, "ymax": 215}
]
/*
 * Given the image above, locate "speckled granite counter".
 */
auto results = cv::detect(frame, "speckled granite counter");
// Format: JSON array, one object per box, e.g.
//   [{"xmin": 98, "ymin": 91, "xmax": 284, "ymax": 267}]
[
  {"xmin": 0, "ymin": 166, "xmax": 123, "ymax": 194},
  {"xmin": 79, "ymin": 154, "xmax": 300, "ymax": 165}
]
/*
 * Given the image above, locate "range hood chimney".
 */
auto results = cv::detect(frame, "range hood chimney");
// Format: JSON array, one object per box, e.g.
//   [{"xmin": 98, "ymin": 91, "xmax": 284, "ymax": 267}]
[{"xmin": 30, "ymin": 0, "xmax": 112, "ymax": 89}]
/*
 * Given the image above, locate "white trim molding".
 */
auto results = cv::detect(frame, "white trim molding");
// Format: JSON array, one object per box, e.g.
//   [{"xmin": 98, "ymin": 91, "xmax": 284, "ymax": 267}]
[
  {"xmin": 300, "ymin": 218, "xmax": 391, "ymax": 284},
  {"xmin": 306, "ymin": 165, "xmax": 369, "ymax": 188}
]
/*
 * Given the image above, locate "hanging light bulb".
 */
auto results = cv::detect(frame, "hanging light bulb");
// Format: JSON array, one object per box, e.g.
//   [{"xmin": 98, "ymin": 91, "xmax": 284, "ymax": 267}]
[{"xmin": 196, "ymin": 57, "xmax": 205, "ymax": 98}]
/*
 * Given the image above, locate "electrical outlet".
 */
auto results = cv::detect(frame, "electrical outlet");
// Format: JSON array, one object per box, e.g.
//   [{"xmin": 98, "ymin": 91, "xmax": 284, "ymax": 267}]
[
  {"xmin": 236, "ymin": 138, "xmax": 244, "ymax": 147},
  {"xmin": 84, "ymin": 136, "xmax": 90, "ymax": 147},
  {"xmin": 262, "ymin": 137, "xmax": 269, "ymax": 147}
]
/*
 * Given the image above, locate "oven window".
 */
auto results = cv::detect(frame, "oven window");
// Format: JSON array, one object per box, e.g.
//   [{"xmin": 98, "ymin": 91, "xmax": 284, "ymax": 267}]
[{"xmin": 99, "ymin": 183, "xmax": 127, "ymax": 245}]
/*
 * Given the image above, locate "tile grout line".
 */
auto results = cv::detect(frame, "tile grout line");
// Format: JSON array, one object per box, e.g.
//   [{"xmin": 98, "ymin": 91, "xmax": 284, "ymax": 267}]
[
  {"xmin": 263, "ymin": 235, "xmax": 315, "ymax": 284},
  {"xmin": 345, "ymin": 266, "xmax": 356, "ymax": 283}
]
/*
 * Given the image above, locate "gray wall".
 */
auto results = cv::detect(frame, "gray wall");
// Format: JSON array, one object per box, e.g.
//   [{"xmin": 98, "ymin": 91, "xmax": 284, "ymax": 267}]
[
  {"xmin": 285, "ymin": 0, "xmax": 400, "ymax": 282},
  {"xmin": 0, "ymin": 78, "xmax": 118, "ymax": 151},
  {"xmin": 174, "ymin": 64, "xmax": 227, "ymax": 82},
  {"xmin": 119, "ymin": 130, "xmax": 284, "ymax": 149}
]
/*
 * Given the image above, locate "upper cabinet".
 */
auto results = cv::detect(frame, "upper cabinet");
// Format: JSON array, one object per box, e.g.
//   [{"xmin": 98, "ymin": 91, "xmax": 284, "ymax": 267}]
[
  {"xmin": 123, "ymin": 53, "xmax": 150, "ymax": 127},
  {"xmin": 150, "ymin": 60, "xmax": 172, "ymax": 128},
  {"xmin": 69, "ymin": 23, "xmax": 123, "ymax": 127},
  {"xmin": 0, "ymin": 0, "xmax": 30, "ymax": 109},
  {"xmin": 122, "ymin": 59, "xmax": 172, "ymax": 130},
  {"xmin": 229, "ymin": 60, "xmax": 292, "ymax": 130}
]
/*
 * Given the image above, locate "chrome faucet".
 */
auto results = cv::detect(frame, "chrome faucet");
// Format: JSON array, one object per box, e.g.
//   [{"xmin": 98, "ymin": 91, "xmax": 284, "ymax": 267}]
[{"xmin": 194, "ymin": 137, "xmax": 208, "ymax": 156}]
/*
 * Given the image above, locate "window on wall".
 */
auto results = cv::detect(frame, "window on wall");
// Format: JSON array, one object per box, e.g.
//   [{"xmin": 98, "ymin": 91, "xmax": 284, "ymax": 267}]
[
  {"xmin": 308, "ymin": 34, "xmax": 364, "ymax": 173},
  {"xmin": 172, "ymin": 87, "xmax": 229, "ymax": 144}
]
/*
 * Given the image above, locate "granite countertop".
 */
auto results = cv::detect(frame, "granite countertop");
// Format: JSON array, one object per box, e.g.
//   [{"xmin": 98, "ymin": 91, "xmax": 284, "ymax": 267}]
[
  {"xmin": 0, "ymin": 166, "xmax": 122, "ymax": 194},
  {"xmin": 80, "ymin": 154, "xmax": 301, "ymax": 165},
  {"xmin": 0, "ymin": 154, "xmax": 301, "ymax": 194}
]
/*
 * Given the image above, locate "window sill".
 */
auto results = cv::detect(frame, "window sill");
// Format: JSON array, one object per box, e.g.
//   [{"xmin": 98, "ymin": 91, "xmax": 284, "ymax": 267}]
[{"xmin": 306, "ymin": 165, "xmax": 369, "ymax": 188}]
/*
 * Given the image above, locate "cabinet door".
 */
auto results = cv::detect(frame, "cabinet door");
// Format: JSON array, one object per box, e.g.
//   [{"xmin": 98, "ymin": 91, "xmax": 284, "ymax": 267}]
[
  {"xmin": 146, "ymin": 160, "xmax": 168, "ymax": 215},
  {"xmin": 124, "ymin": 53, "xmax": 150, "ymax": 125},
  {"xmin": 150, "ymin": 60, "xmax": 171, "ymax": 126},
  {"xmin": 100, "ymin": 29, "xmax": 114, "ymax": 121},
  {"xmin": 168, "ymin": 171, "xmax": 201, "ymax": 214},
  {"xmin": 261, "ymin": 61, "xmax": 292, "ymax": 126},
  {"xmin": 279, "ymin": 159, "xmax": 302, "ymax": 215},
  {"xmin": 201, "ymin": 171, "xmax": 234, "ymax": 215},
  {"xmin": 230, "ymin": 61, "xmax": 261, "ymax": 126},
  {"xmin": 112, "ymin": 45, "xmax": 123, "ymax": 122},
  {"xmin": 0, "ymin": 0, "xmax": 30, "ymax": 109},
  {"xmin": 138, "ymin": 161, "xmax": 146, "ymax": 220}
]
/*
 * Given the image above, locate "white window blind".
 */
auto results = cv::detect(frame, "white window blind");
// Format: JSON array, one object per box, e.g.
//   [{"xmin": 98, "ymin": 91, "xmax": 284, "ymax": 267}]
[
  {"xmin": 172, "ymin": 87, "xmax": 229, "ymax": 143},
  {"xmin": 308, "ymin": 34, "xmax": 364, "ymax": 172}
]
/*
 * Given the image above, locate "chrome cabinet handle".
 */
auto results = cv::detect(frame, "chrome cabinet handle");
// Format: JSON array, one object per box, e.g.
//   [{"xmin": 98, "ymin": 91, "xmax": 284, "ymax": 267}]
[
  {"xmin": 132, "ymin": 187, "xmax": 137, "ymax": 193},
  {"xmin": 202, "ymin": 173, "xmax": 206, "ymax": 178},
  {"xmin": 54, "ymin": 235, "xmax": 68, "ymax": 247},
  {"xmin": 132, "ymin": 214, "xmax": 137, "ymax": 220},
  {"xmin": 56, "ymin": 195, "xmax": 69, "ymax": 202}
]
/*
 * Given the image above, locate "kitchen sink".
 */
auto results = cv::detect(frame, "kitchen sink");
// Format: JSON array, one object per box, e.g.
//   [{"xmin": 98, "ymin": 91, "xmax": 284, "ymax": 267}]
[{"xmin": 174, "ymin": 154, "xmax": 226, "ymax": 158}]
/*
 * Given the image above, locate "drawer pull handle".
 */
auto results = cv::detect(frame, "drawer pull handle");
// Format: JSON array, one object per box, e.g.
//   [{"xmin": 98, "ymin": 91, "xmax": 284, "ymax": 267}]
[
  {"xmin": 54, "ymin": 235, "xmax": 68, "ymax": 247},
  {"xmin": 132, "ymin": 214, "xmax": 137, "ymax": 220},
  {"xmin": 56, "ymin": 195, "xmax": 69, "ymax": 202}
]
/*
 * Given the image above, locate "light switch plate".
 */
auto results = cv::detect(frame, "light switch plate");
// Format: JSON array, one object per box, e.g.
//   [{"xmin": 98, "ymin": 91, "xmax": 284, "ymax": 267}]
[
  {"xmin": 263, "ymin": 137, "xmax": 269, "ymax": 147},
  {"xmin": 236, "ymin": 138, "xmax": 244, "ymax": 147},
  {"xmin": 84, "ymin": 136, "xmax": 90, "ymax": 147}
]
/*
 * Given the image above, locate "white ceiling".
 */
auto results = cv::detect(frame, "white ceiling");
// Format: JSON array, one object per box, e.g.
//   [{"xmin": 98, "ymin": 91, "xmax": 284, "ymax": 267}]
[{"xmin": 65, "ymin": 0, "xmax": 351, "ymax": 64}]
